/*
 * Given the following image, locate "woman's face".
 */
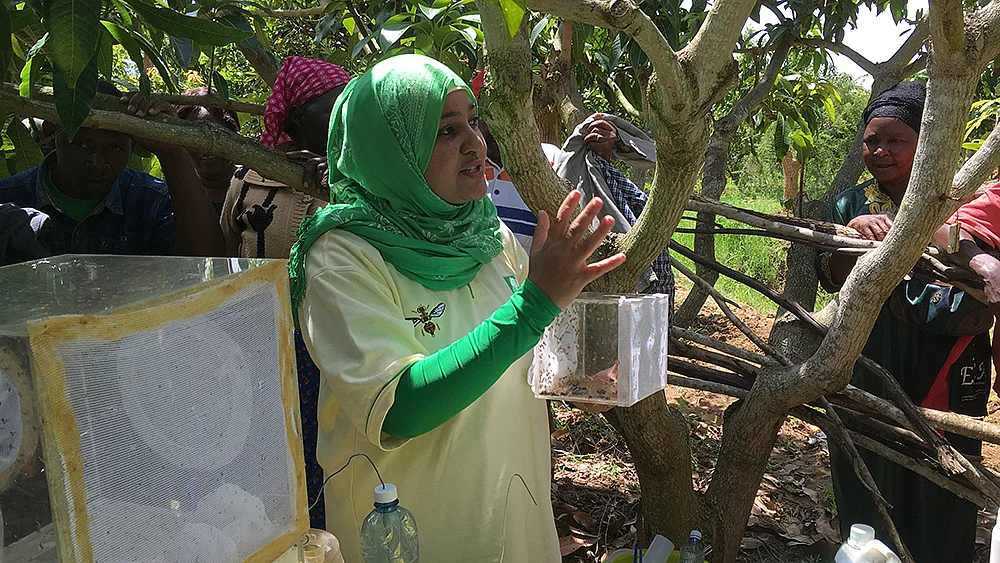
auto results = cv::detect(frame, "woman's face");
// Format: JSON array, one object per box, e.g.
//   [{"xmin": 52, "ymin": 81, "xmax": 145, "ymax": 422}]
[
  {"xmin": 424, "ymin": 90, "xmax": 487, "ymax": 205},
  {"xmin": 862, "ymin": 117, "xmax": 918, "ymax": 188}
]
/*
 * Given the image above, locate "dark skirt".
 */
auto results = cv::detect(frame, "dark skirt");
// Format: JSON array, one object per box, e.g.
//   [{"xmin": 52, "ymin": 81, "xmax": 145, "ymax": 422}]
[{"xmin": 830, "ymin": 302, "xmax": 990, "ymax": 563}]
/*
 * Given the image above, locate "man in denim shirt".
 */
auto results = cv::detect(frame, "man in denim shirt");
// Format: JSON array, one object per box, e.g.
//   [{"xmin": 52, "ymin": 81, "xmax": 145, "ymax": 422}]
[{"xmin": 0, "ymin": 84, "xmax": 224, "ymax": 257}]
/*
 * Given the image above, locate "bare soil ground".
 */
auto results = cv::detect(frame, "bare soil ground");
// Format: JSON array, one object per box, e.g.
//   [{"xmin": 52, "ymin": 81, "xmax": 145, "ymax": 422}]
[{"xmin": 552, "ymin": 288, "xmax": 1000, "ymax": 562}]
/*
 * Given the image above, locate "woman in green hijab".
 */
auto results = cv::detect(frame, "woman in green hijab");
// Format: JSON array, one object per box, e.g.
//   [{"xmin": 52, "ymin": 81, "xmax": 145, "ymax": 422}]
[{"xmin": 291, "ymin": 54, "xmax": 624, "ymax": 561}]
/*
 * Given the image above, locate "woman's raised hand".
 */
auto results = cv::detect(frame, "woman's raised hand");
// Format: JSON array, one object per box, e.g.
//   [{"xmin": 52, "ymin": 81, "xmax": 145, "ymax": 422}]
[{"xmin": 527, "ymin": 190, "xmax": 627, "ymax": 309}]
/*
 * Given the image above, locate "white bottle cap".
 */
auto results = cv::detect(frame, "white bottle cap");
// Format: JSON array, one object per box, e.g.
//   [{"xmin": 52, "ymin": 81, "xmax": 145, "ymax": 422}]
[
  {"xmin": 689, "ymin": 530, "xmax": 702, "ymax": 541},
  {"xmin": 374, "ymin": 483, "xmax": 398, "ymax": 504},
  {"xmin": 848, "ymin": 524, "xmax": 875, "ymax": 548}
]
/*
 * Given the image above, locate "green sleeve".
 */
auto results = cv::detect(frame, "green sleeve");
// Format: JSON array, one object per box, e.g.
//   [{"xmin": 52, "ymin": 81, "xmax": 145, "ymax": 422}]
[{"xmin": 382, "ymin": 279, "xmax": 561, "ymax": 439}]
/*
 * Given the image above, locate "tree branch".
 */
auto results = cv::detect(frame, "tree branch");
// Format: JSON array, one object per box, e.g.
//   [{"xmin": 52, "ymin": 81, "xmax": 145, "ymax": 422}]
[
  {"xmin": 685, "ymin": 0, "xmax": 759, "ymax": 84},
  {"xmin": 796, "ymin": 38, "xmax": 878, "ymax": 76},
  {"xmin": 719, "ymin": 36, "xmax": 791, "ymax": 130},
  {"xmin": 526, "ymin": 0, "xmax": 688, "ymax": 105},
  {"xmin": 0, "ymin": 87, "xmax": 317, "ymax": 198},
  {"xmin": 685, "ymin": 195, "xmax": 878, "ymax": 250},
  {"xmin": 836, "ymin": 386, "xmax": 1000, "ymax": 445},
  {"xmin": 251, "ymin": 6, "xmax": 327, "ymax": 18},
  {"xmin": 952, "ymin": 111, "xmax": 1000, "ymax": 208},
  {"xmin": 581, "ymin": 56, "xmax": 643, "ymax": 119},
  {"xmin": 157, "ymin": 93, "xmax": 265, "ymax": 115},
  {"xmin": 477, "ymin": 0, "xmax": 568, "ymax": 217},
  {"xmin": 670, "ymin": 239, "xmax": 1000, "ymax": 458},
  {"xmin": 671, "ymin": 326, "xmax": 774, "ymax": 367},
  {"xmin": 848, "ymin": 432, "xmax": 988, "ymax": 506},
  {"xmin": 973, "ymin": 0, "xmax": 1000, "ymax": 67},
  {"xmin": 672, "ymin": 259, "xmax": 785, "ymax": 362},
  {"xmin": 887, "ymin": 20, "xmax": 929, "ymax": 69}
]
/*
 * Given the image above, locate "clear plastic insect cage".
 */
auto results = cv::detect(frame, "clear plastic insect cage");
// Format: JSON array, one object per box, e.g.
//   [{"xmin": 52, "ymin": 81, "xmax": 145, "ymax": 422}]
[{"xmin": 531, "ymin": 292, "xmax": 670, "ymax": 406}]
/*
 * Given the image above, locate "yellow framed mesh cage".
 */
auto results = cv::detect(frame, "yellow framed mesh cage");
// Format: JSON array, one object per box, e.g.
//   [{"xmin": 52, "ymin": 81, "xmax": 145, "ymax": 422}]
[{"xmin": 24, "ymin": 259, "xmax": 308, "ymax": 563}]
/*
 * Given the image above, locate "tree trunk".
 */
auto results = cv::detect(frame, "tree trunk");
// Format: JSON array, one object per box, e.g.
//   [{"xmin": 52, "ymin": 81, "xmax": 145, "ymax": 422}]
[
  {"xmin": 674, "ymin": 37, "xmax": 792, "ymax": 328},
  {"xmin": 672, "ymin": 125, "xmax": 733, "ymax": 327},
  {"xmin": 609, "ymin": 394, "xmax": 700, "ymax": 547},
  {"xmin": 236, "ymin": 43, "xmax": 279, "ymax": 88},
  {"xmin": 703, "ymin": 383, "xmax": 790, "ymax": 562},
  {"xmin": 532, "ymin": 84, "xmax": 565, "ymax": 145}
]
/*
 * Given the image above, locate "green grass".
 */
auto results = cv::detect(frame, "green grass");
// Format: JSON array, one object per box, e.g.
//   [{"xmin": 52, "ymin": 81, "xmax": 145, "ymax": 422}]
[
  {"xmin": 669, "ymin": 170, "xmax": 840, "ymax": 316},
  {"xmin": 672, "ymin": 179, "xmax": 790, "ymax": 314}
]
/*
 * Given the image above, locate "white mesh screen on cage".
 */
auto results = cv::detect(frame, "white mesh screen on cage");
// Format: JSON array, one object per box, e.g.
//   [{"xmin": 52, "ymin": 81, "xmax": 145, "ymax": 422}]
[{"xmin": 26, "ymin": 261, "xmax": 307, "ymax": 563}]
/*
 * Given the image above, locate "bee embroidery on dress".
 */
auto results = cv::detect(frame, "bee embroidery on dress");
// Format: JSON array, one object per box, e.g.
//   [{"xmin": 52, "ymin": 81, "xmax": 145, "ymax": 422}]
[{"xmin": 405, "ymin": 302, "xmax": 446, "ymax": 337}]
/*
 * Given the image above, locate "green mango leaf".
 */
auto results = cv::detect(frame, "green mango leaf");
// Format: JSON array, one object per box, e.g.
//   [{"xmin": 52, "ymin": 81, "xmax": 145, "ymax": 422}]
[
  {"xmin": 42, "ymin": 0, "xmax": 102, "ymax": 86},
  {"xmin": 822, "ymin": 96, "xmax": 835, "ymax": 122},
  {"xmin": 52, "ymin": 51, "xmax": 98, "ymax": 141},
  {"xmin": 380, "ymin": 22, "xmax": 414, "ymax": 49},
  {"xmin": 97, "ymin": 31, "xmax": 114, "ymax": 79},
  {"xmin": 110, "ymin": 0, "xmax": 133, "ymax": 26},
  {"xmin": 211, "ymin": 70, "xmax": 228, "ymax": 100},
  {"xmin": 889, "ymin": 0, "xmax": 905, "ymax": 24},
  {"xmin": 314, "ymin": 12, "xmax": 343, "ymax": 44},
  {"xmin": 6, "ymin": 118, "xmax": 44, "ymax": 174},
  {"xmin": 0, "ymin": 4, "xmax": 11, "ymax": 83},
  {"xmin": 9, "ymin": 6, "xmax": 41, "ymax": 33},
  {"xmin": 125, "ymin": 27, "xmax": 179, "ymax": 92},
  {"xmin": 103, "ymin": 21, "xmax": 151, "ymax": 99},
  {"xmin": 456, "ymin": 25, "xmax": 478, "ymax": 47},
  {"xmin": 217, "ymin": 13, "xmax": 277, "ymax": 71},
  {"xmin": 351, "ymin": 28, "xmax": 378, "ymax": 59},
  {"xmin": 171, "ymin": 35, "xmax": 194, "ymax": 69},
  {"xmin": 496, "ymin": 0, "xmax": 525, "ymax": 38},
  {"xmin": 18, "ymin": 58, "xmax": 34, "ymax": 98},
  {"xmin": 963, "ymin": 140, "xmax": 983, "ymax": 151},
  {"xmin": 529, "ymin": 15, "xmax": 549, "ymax": 47},
  {"xmin": 123, "ymin": 0, "xmax": 252, "ymax": 45},
  {"xmin": 417, "ymin": 3, "xmax": 444, "ymax": 20},
  {"xmin": 18, "ymin": 34, "xmax": 46, "ymax": 98}
]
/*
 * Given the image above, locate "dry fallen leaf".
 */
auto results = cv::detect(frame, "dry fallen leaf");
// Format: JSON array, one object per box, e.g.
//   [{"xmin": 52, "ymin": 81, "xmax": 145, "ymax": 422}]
[
  {"xmin": 801, "ymin": 486, "xmax": 819, "ymax": 503},
  {"xmin": 573, "ymin": 510, "xmax": 599, "ymax": 533},
  {"xmin": 741, "ymin": 536, "xmax": 764, "ymax": 549},
  {"xmin": 559, "ymin": 534, "xmax": 597, "ymax": 556}
]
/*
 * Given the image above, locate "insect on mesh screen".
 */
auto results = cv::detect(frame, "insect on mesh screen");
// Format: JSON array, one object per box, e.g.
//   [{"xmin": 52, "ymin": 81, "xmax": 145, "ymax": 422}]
[{"xmin": 27, "ymin": 262, "xmax": 307, "ymax": 563}]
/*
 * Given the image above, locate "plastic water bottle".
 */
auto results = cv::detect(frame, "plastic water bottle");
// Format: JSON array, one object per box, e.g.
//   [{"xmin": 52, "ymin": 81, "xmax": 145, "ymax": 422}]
[
  {"xmin": 835, "ymin": 524, "xmax": 901, "ymax": 563},
  {"xmin": 989, "ymin": 507, "xmax": 1000, "ymax": 563},
  {"xmin": 359, "ymin": 483, "xmax": 419, "ymax": 563},
  {"xmin": 678, "ymin": 530, "xmax": 705, "ymax": 563}
]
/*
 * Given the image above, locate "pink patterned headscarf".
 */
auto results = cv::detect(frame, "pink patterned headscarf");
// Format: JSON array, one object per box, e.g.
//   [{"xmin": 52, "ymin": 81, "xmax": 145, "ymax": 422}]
[{"xmin": 260, "ymin": 56, "xmax": 352, "ymax": 148}]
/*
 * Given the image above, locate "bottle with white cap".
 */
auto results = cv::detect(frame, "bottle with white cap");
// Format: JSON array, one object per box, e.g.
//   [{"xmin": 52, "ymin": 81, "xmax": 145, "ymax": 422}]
[
  {"xmin": 678, "ymin": 530, "xmax": 705, "ymax": 563},
  {"xmin": 359, "ymin": 483, "xmax": 419, "ymax": 563},
  {"xmin": 835, "ymin": 524, "xmax": 901, "ymax": 563}
]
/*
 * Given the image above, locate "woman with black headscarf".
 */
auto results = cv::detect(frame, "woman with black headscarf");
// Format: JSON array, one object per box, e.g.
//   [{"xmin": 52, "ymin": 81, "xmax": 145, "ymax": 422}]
[{"xmin": 816, "ymin": 81, "xmax": 990, "ymax": 562}]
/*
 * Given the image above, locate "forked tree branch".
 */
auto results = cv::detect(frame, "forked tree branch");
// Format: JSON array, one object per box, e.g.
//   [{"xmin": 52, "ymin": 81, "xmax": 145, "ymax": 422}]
[
  {"xmin": 684, "ymin": 0, "xmax": 761, "ymax": 84},
  {"xmin": 974, "ymin": 1, "xmax": 1000, "ymax": 67},
  {"xmin": 951, "ymin": 100, "xmax": 1000, "ymax": 208},
  {"xmin": 581, "ymin": 56, "xmax": 643, "ymax": 119},
  {"xmin": 526, "ymin": 0, "xmax": 689, "ymax": 105},
  {"xmin": 796, "ymin": 38, "xmax": 878, "ymax": 76}
]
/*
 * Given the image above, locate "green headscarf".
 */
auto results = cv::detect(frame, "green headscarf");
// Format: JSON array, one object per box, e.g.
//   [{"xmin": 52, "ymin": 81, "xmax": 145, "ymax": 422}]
[{"xmin": 289, "ymin": 54, "xmax": 504, "ymax": 316}]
